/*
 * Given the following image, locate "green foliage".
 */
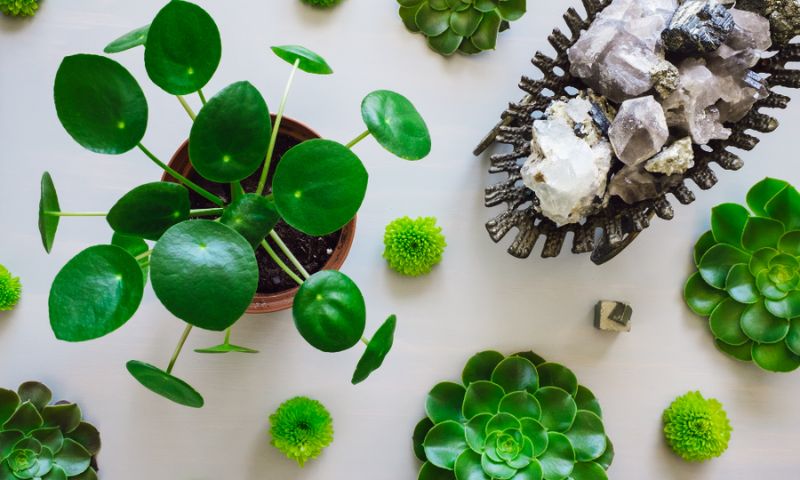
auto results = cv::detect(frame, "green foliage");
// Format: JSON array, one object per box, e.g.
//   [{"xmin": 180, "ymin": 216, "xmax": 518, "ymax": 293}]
[
  {"xmin": 300, "ymin": 0, "xmax": 343, "ymax": 7},
  {"xmin": 269, "ymin": 397, "xmax": 334, "ymax": 467},
  {"xmin": 397, "ymin": 0, "xmax": 525, "ymax": 56},
  {"xmin": 126, "ymin": 361, "xmax": 204, "ymax": 408},
  {"xmin": 361, "ymin": 90, "xmax": 431, "ymax": 160},
  {"xmin": 384, "ymin": 216, "xmax": 446, "ymax": 276},
  {"xmin": 271, "ymin": 45, "xmax": 333, "ymax": 74},
  {"xmin": 0, "ymin": 265, "xmax": 21, "ymax": 311},
  {"xmin": 663, "ymin": 391, "xmax": 731, "ymax": 462},
  {"xmin": 684, "ymin": 178, "xmax": 800, "ymax": 372},
  {"xmin": 104, "ymin": 25, "xmax": 149, "ymax": 54},
  {"xmin": 0, "ymin": 0, "xmax": 38, "ymax": 17},
  {"xmin": 415, "ymin": 352, "xmax": 613, "ymax": 480},
  {"xmin": 0, "ymin": 382, "xmax": 100, "ymax": 479}
]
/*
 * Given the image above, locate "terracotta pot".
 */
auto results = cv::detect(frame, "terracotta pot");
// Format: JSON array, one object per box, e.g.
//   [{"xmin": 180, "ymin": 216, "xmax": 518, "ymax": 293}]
[{"xmin": 162, "ymin": 115, "xmax": 357, "ymax": 313}]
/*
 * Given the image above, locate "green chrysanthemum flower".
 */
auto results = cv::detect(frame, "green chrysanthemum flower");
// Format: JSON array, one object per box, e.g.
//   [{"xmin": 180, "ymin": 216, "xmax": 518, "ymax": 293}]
[
  {"xmin": 663, "ymin": 391, "xmax": 732, "ymax": 462},
  {"xmin": 269, "ymin": 396, "xmax": 334, "ymax": 467},
  {"xmin": 383, "ymin": 216, "xmax": 446, "ymax": 276},
  {"xmin": 300, "ymin": 0, "xmax": 342, "ymax": 8},
  {"xmin": 0, "ymin": 265, "xmax": 21, "ymax": 311},
  {"xmin": 0, "ymin": 0, "xmax": 39, "ymax": 17}
]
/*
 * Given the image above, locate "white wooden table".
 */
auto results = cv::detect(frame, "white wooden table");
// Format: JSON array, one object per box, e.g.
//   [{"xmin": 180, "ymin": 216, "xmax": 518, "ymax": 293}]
[{"xmin": 1, "ymin": 1, "xmax": 799, "ymax": 478}]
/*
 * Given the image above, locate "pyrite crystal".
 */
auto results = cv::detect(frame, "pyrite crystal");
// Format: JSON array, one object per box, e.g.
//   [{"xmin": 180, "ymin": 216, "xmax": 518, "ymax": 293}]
[{"xmin": 736, "ymin": 0, "xmax": 800, "ymax": 45}]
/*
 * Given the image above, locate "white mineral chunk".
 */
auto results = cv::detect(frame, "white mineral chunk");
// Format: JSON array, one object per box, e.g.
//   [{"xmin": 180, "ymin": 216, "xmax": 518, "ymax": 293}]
[
  {"xmin": 609, "ymin": 96, "xmax": 669, "ymax": 166},
  {"xmin": 644, "ymin": 137, "xmax": 696, "ymax": 175},
  {"xmin": 521, "ymin": 96, "xmax": 613, "ymax": 226}
]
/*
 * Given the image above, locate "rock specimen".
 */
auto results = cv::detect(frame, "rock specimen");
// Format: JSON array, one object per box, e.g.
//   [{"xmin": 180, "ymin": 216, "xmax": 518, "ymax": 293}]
[
  {"xmin": 662, "ymin": 0, "xmax": 735, "ymax": 54},
  {"xmin": 645, "ymin": 137, "xmax": 696, "ymax": 175},
  {"xmin": 609, "ymin": 96, "xmax": 669, "ymax": 166},
  {"xmin": 568, "ymin": 0, "xmax": 678, "ymax": 102},
  {"xmin": 595, "ymin": 300, "xmax": 633, "ymax": 332},
  {"xmin": 608, "ymin": 164, "xmax": 681, "ymax": 204},
  {"xmin": 521, "ymin": 94, "xmax": 614, "ymax": 226},
  {"xmin": 736, "ymin": 0, "xmax": 800, "ymax": 45}
]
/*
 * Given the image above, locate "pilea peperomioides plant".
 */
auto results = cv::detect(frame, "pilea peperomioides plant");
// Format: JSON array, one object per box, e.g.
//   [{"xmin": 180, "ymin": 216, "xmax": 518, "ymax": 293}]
[
  {"xmin": 685, "ymin": 178, "xmax": 800, "ymax": 372},
  {"xmin": 0, "ymin": 382, "xmax": 100, "ymax": 480},
  {"xmin": 40, "ymin": 0, "xmax": 431, "ymax": 408},
  {"xmin": 413, "ymin": 351, "xmax": 614, "ymax": 480}
]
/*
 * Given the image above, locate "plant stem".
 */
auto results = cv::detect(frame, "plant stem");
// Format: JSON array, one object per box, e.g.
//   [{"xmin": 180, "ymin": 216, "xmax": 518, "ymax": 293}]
[
  {"xmin": 198, "ymin": 89, "xmax": 207, "ymax": 106},
  {"xmin": 134, "ymin": 250, "xmax": 152, "ymax": 261},
  {"xmin": 256, "ymin": 58, "xmax": 301, "ymax": 196},
  {"xmin": 138, "ymin": 143, "xmax": 224, "ymax": 207},
  {"xmin": 45, "ymin": 211, "xmax": 107, "ymax": 217},
  {"xmin": 260, "ymin": 239, "xmax": 304, "ymax": 286},
  {"xmin": 345, "ymin": 129, "xmax": 371, "ymax": 149},
  {"xmin": 167, "ymin": 324, "xmax": 193, "ymax": 375},
  {"xmin": 361, "ymin": 336, "xmax": 370, "ymax": 347},
  {"xmin": 224, "ymin": 328, "xmax": 231, "ymax": 345},
  {"xmin": 231, "ymin": 182, "xmax": 243, "ymax": 201},
  {"xmin": 269, "ymin": 231, "xmax": 310, "ymax": 279},
  {"xmin": 190, "ymin": 208, "xmax": 224, "ymax": 216},
  {"xmin": 177, "ymin": 95, "xmax": 197, "ymax": 121}
]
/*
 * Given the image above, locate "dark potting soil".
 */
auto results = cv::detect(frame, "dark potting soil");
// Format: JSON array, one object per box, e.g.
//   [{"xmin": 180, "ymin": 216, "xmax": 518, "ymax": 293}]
[{"xmin": 184, "ymin": 135, "xmax": 342, "ymax": 294}]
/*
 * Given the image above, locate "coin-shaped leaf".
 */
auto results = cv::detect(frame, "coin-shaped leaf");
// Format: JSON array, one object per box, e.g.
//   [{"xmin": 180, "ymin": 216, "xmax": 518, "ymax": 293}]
[
  {"xmin": 49, "ymin": 245, "xmax": 145, "ymax": 342},
  {"xmin": 499, "ymin": 391, "xmax": 541, "ymax": 420},
  {"xmin": 463, "ymin": 351, "xmax": 505, "ymax": 386},
  {"xmin": 497, "ymin": 0, "xmax": 526, "ymax": 21},
  {"xmin": 463, "ymin": 381, "xmax": 505, "ymax": 419},
  {"xmin": 565, "ymin": 411, "xmax": 606, "ymax": 462},
  {"xmin": 711, "ymin": 203, "xmax": 749, "ymax": 248},
  {"xmin": 361, "ymin": 90, "xmax": 431, "ymax": 160},
  {"xmin": 292, "ymin": 270, "xmax": 366, "ymax": 352},
  {"xmin": 574, "ymin": 386, "xmax": 602, "ymax": 419},
  {"xmin": 271, "ymin": 45, "xmax": 333, "ymax": 74},
  {"xmin": 220, "ymin": 194, "xmax": 279, "ymax": 248},
  {"xmin": 144, "ymin": 0, "xmax": 221, "ymax": 95},
  {"xmin": 538, "ymin": 432, "xmax": 575, "ymax": 480},
  {"xmin": 725, "ymin": 264, "xmax": 759, "ymax": 304},
  {"xmin": 709, "ymin": 298, "xmax": 749, "ymax": 345},
  {"xmin": 111, "ymin": 233, "xmax": 150, "ymax": 282},
  {"xmin": 741, "ymin": 301, "xmax": 789, "ymax": 343},
  {"xmin": 104, "ymin": 24, "xmax": 149, "ymax": 54},
  {"xmin": 454, "ymin": 449, "xmax": 491, "ymax": 480},
  {"xmin": 465, "ymin": 413, "xmax": 492, "ymax": 453},
  {"xmin": 189, "ymin": 81, "xmax": 271, "ymax": 182},
  {"xmin": 55, "ymin": 438, "xmax": 91, "ymax": 476},
  {"xmin": 150, "ymin": 220, "xmax": 258, "ymax": 331},
  {"xmin": 534, "ymin": 387, "xmax": 577, "ymax": 433},
  {"xmin": 715, "ymin": 338, "xmax": 753, "ymax": 362},
  {"xmin": 352, "ymin": 315, "xmax": 397, "ymax": 384},
  {"xmin": 427, "ymin": 382, "xmax": 466, "ymax": 424},
  {"xmin": 491, "ymin": 356, "xmax": 539, "ymax": 393},
  {"xmin": 520, "ymin": 418, "xmax": 548, "ymax": 457},
  {"xmin": 126, "ymin": 360, "xmax": 204, "ymax": 408},
  {"xmin": 765, "ymin": 291, "xmax": 800, "ymax": 320},
  {"xmin": 54, "ymin": 54, "xmax": 148, "ymax": 154},
  {"xmin": 537, "ymin": 363, "xmax": 578, "ymax": 397},
  {"xmin": 751, "ymin": 342, "xmax": 800, "ymax": 372},
  {"xmin": 107, "ymin": 182, "xmax": 190, "ymax": 240},
  {"xmin": 569, "ymin": 462, "xmax": 607, "ymax": 480},
  {"xmin": 273, "ymin": 139, "xmax": 368, "ymax": 236},
  {"xmin": 742, "ymin": 217, "xmax": 784, "ymax": 252},
  {"xmin": 699, "ymin": 244, "xmax": 750, "ymax": 289},
  {"xmin": 38, "ymin": 172, "xmax": 60, "ymax": 253},
  {"xmin": 414, "ymin": 417, "xmax": 435, "ymax": 461},
  {"xmin": 424, "ymin": 420, "xmax": 467, "ymax": 470},
  {"xmin": 471, "ymin": 10, "xmax": 502, "ymax": 50}
]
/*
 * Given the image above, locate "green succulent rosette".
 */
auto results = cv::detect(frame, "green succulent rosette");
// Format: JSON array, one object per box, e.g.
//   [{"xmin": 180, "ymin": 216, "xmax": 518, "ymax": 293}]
[
  {"xmin": 685, "ymin": 178, "xmax": 800, "ymax": 372},
  {"xmin": 398, "ymin": 0, "xmax": 526, "ymax": 56},
  {"xmin": 413, "ymin": 351, "xmax": 613, "ymax": 480},
  {"xmin": 0, "ymin": 382, "xmax": 100, "ymax": 480}
]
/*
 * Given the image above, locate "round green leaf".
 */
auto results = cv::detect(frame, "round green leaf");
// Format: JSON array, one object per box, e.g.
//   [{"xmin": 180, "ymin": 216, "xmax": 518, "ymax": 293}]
[
  {"xmin": 400, "ymin": 5, "xmax": 423, "ymax": 32},
  {"xmin": 751, "ymin": 342, "xmax": 800, "ymax": 372},
  {"xmin": 513, "ymin": 352, "xmax": 547, "ymax": 367},
  {"xmin": 126, "ymin": 360, "xmax": 204, "ymax": 408},
  {"xmin": 361, "ymin": 90, "xmax": 431, "ymax": 161},
  {"xmin": 486, "ymin": 413, "xmax": 521, "ymax": 435},
  {"xmin": 53, "ymin": 438, "xmax": 90, "ymax": 476},
  {"xmin": 594, "ymin": 437, "xmax": 614, "ymax": 470},
  {"xmin": 189, "ymin": 81, "xmax": 271, "ymax": 183},
  {"xmin": 352, "ymin": 314, "xmax": 397, "ymax": 384},
  {"xmin": 107, "ymin": 182, "xmax": 190, "ymax": 240},
  {"xmin": 144, "ymin": 0, "xmax": 221, "ymax": 95},
  {"xmin": 536, "ymin": 363, "xmax": 578, "ymax": 397},
  {"xmin": 750, "ymin": 247, "xmax": 778, "ymax": 276},
  {"xmin": 428, "ymin": 29, "xmax": 464, "ymax": 56},
  {"xmin": 684, "ymin": 272, "xmax": 726, "ymax": 316},
  {"xmin": 150, "ymin": 220, "xmax": 258, "ymax": 331},
  {"xmin": 463, "ymin": 351, "xmax": 505, "ymax": 386},
  {"xmin": 765, "ymin": 185, "xmax": 800, "ymax": 231},
  {"xmin": 538, "ymin": 432, "xmax": 575, "ymax": 480},
  {"xmin": 64, "ymin": 423, "xmax": 100, "ymax": 456},
  {"xmin": 765, "ymin": 291, "xmax": 800, "ymax": 319},
  {"xmin": 725, "ymin": 264, "xmax": 759, "ymax": 304},
  {"xmin": 194, "ymin": 343, "xmax": 259, "ymax": 354},
  {"xmin": 459, "ymin": 37, "xmax": 482, "ymax": 54},
  {"xmin": 497, "ymin": 0, "xmax": 526, "ymax": 21},
  {"xmin": 568, "ymin": 462, "xmax": 608, "ymax": 480},
  {"xmin": 778, "ymin": 231, "xmax": 800, "ymax": 256},
  {"xmin": 104, "ymin": 24, "xmax": 149, "ymax": 54},
  {"xmin": 414, "ymin": 417, "xmax": 435, "ymax": 461},
  {"xmin": 424, "ymin": 420, "xmax": 468, "ymax": 470},
  {"xmin": 465, "ymin": 413, "xmax": 492, "ymax": 453},
  {"xmin": 499, "ymin": 391, "xmax": 541, "ymax": 420},
  {"xmin": 419, "ymin": 462, "xmax": 456, "ymax": 480},
  {"xmin": 112, "ymin": 233, "xmax": 150, "ymax": 282},
  {"xmin": 49, "ymin": 245, "xmax": 144, "ymax": 342},
  {"xmin": 18, "ymin": 383, "xmax": 51, "ymax": 412},
  {"xmin": 427, "ymin": 382, "xmax": 466, "ymax": 424},
  {"xmin": 463, "ymin": 381, "xmax": 505, "ymax": 419},
  {"xmin": 742, "ymin": 217, "xmax": 784, "ymax": 251},
  {"xmin": 699, "ymin": 244, "xmax": 750, "ymax": 289},
  {"xmin": 520, "ymin": 418, "xmax": 548, "ymax": 457},
  {"xmin": 564, "ymin": 411, "xmax": 606, "ymax": 462},
  {"xmin": 709, "ymin": 298, "xmax": 749, "ymax": 345},
  {"xmin": 756, "ymin": 269, "xmax": 787, "ymax": 300},
  {"xmin": 39, "ymin": 172, "xmax": 60, "ymax": 254},
  {"xmin": 693, "ymin": 230, "xmax": 716, "ymax": 266},
  {"xmin": 273, "ymin": 139, "xmax": 367, "ymax": 236},
  {"xmin": 31, "ymin": 428, "xmax": 63, "ymax": 458},
  {"xmin": 747, "ymin": 178, "xmax": 789, "ymax": 216},
  {"xmin": 511, "ymin": 460, "xmax": 544, "ymax": 480},
  {"xmin": 474, "ymin": 0, "xmax": 498, "ymax": 12},
  {"xmin": 741, "ymin": 301, "xmax": 789, "ymax": 343},
  {"xmin": 481, "ymin": 452, "xmax": 517, "ymax": 480},
  {"xmin": 4, "ymin": 402, "xmax": 43, "ymax": 434},
  {"xmin": 574, "ymin": 386, "xmax": 602, "ymax": 419},
  {"xmin": 220, "ymin": 194, "xmax": 279, "ymax": 249},
  {"xmin": 270, "ymin": 45, "xmax": 333, "ymax": 74},
  {"xmin": 293, "ymin": 270, "xmax": 366, "ymax": 352},
  {"xmin": 41, "ymin": 404, "xmax": 81, "ymax": 433},
  {"xmin": 415, "ymin": 3, "xmax": 450, "ymax": 36},
  {"xmin": 454, "ymin": 449, "xmax": 491, "ymax": 480},
  {"xmin": 534, "ymin": 387, "xmax": 577, "ymax": 433},
  {"xmin": 715, "ymin": 338, "xmax": 753, "ymax": 362},
  {"xmin": 450, "ymin": 8, "xmax": 483, "ymax": 37},
  {"xmin": 42, "ymin": 465, "xmax": 68, "ymax": 480},
  {"xmin": 770, "ymin": 253, "xmax": 800, "ymax": 270},
  {"xmin": 491, "ymin": 356, "xmax": 539, "ymax": 393},
  {"xmin": 471, "ymin": 10, "xmax": 502, "ymax": 50},
  {"xmin": 54, "ymin": 54, "xmax": 147, "ymax": 154},
  {"xmin": 711, "ymin": 203, "xmax": 749, "ymax": 248},
  {"xmin": 0, "ymin": 389, "xmax": 20, "ymax": 425},
  {"xmin": 786, "ymin": 319, "xmax": 800, "ymax": 356}
]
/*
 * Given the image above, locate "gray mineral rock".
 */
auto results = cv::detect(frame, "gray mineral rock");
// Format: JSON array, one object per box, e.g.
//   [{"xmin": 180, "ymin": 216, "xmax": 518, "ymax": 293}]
[
  {"xmin": 595, "ymin": 300, "xmax": 633, "ymax": 333},
  {"xmin": 607, "ymin": 164, "xmax": 681, "ymax": 204},
  {"xmin": 609, "ymin": 96, "xmax": 670, "ymax": 166},
  {"xmin": 662, "ymin": 0, "xmax": 735, "ymax": 54},
  {"xmin": 644, "ymin": 137, "xmax": 696, "ymax": 175}
]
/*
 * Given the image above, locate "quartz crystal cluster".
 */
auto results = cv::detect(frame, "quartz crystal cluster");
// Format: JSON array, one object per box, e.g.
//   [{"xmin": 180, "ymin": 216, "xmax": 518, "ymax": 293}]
[{"xmin": 520, "ymin": 0, "xmax": 776, "ymax": 226}]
